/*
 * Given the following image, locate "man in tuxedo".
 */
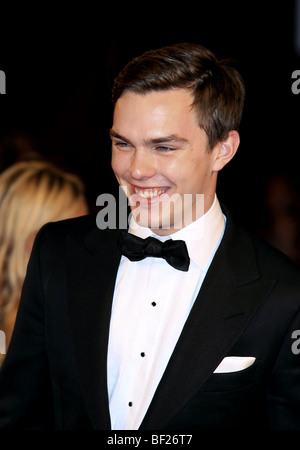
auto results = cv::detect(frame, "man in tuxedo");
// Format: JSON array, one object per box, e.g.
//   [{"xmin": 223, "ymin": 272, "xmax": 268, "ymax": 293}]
[{"xmin": 1, "ymin": 42, "xmax": 300, "ymax": 430}]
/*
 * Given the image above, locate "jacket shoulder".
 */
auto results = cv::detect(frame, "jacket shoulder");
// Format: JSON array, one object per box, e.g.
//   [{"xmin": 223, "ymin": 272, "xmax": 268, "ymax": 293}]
[
  {"xmin": 42, "ymin": 214, "xmax": 97, "ymax": 236},
  {"xmin": 35, "ymin": 213, "xmax": 121, "ymax": 257},
  {"xmin": 220, "ymin": 205, "xmax": 300, "ymax": 287},
  {"xmin": 252, "ymin": 233, "xmax": 300, "ymax": 282}
]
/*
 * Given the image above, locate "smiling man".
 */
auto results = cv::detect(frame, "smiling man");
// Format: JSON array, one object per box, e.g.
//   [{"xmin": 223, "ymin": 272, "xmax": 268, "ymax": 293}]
[
  {"xmin": 1, "ymin": 43, "xmax": 300, "ymax": 431},
  {"xmin": 110, "ymin": 88, "xmax": 239, "ymax": 233}
]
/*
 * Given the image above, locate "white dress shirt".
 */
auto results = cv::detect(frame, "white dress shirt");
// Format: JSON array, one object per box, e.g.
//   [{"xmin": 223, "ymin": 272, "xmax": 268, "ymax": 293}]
[{"xmin": 107, "ymin": 195, "xmax": 226, "ymax": 430}]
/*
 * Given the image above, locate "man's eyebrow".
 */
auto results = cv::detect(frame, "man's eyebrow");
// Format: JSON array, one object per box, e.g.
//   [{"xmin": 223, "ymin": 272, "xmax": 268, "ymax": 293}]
[
  {"xmin": 109, "ymin": 129, "xmax": 189, "ymax": 145},
  {"xmin": 146, "ymin": 135, "xmax": 189, "ymax": 145},
  {"xmin": 109, "ymin": 129, "xmax": 129, "ymax": 142}
]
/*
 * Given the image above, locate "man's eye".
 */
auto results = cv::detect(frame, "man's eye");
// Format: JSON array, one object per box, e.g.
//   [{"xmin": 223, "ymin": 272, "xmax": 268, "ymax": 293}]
[
  {"xmin": 156, "ymin": 146, "xmax": 174, "ymax": 152},
  {"xmin": 115, "ymin": 142, "xmax": 130, "ymax": 148}
]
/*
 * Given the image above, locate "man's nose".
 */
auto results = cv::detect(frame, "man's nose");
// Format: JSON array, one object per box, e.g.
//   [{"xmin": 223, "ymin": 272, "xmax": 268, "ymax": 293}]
[{"xmin": 130, "ymin": 149, "xmax": 156, "ymax": 180}]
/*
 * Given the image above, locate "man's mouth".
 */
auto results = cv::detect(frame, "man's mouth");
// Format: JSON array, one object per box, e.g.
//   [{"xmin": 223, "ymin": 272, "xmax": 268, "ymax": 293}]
[{"xmin": 133, "ymin": 186, "xmax": 169, "ymax": 199}]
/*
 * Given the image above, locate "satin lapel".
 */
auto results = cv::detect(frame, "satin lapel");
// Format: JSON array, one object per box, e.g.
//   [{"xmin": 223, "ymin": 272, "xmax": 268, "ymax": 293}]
[
  {"xmin": 141, "ymin": 217, "xmax": 276, "ymax": 430},
  {"xmin": 66, "ymin": 226, "xmax": 121, "ymax": 429}
]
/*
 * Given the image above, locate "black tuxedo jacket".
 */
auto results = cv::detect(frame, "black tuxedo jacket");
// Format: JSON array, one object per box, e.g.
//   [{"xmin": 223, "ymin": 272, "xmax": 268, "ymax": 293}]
[{"xmin": 1, "ymin": 208, "xmax": 300, "ymax": 430}]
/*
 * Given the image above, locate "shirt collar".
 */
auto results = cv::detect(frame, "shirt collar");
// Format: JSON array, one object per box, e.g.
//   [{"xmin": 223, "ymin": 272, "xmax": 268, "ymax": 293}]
[{"xmin": 129, "ymin": 195, "xmax": 226, "ymax": 271}]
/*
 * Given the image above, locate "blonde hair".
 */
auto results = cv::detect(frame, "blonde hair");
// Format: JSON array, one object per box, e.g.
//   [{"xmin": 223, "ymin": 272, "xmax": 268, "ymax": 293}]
[{"xmin": 0, "ymin": 160, "xmax": 87, "ymax": 343}]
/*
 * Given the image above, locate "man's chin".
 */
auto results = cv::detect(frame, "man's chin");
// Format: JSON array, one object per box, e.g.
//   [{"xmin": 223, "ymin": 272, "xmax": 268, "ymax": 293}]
[
  {"xmin": 130, "ymin": 210, "xmax": 162, "ymax": 230},
  {"xmin": 129, "ymin": 210, "xmax": 183, "ymax": 235}
]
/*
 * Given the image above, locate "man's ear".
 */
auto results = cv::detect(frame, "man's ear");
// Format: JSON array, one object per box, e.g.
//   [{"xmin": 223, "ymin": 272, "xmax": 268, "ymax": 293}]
[{"xmin": 212, "ymin": 130, "xmax": 240, "ymax": 172}]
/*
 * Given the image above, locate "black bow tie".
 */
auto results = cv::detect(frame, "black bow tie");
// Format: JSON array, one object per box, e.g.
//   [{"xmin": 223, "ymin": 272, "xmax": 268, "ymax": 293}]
[{"xmin": 118, "ymin": 230, "xmax": 190, "ymax": 272}]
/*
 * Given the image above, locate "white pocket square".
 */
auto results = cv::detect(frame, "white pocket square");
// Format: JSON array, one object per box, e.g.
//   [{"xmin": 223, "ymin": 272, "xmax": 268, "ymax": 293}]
[{"xmin": 213, "ymin": 356, "xmax": 256, "ymax": 373}]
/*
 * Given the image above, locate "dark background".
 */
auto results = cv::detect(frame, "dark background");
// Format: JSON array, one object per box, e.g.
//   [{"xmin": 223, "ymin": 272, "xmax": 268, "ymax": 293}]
[{"xmin": 0, "ymin": 2, "xmax": 299, "ymax": 236}]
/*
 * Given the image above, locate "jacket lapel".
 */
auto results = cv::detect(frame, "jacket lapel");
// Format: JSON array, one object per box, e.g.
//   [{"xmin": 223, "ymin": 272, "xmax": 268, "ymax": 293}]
[
  {"xmin": 140, "ymin": 214, "xmax": 276, "ymax": 429},
  {"xmin": 66, "ymin": 225, "xmax": 121, "ymax": 429}
]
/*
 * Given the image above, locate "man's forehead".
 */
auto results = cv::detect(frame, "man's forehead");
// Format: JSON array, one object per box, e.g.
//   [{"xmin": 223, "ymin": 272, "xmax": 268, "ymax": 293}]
[
  {"xmin": 113, "ymin": 89, "xmax": 198, "ymax": 134},
  {"xmin": 115, "ymin": 88, "xmax": 195, "ymax": 110}
]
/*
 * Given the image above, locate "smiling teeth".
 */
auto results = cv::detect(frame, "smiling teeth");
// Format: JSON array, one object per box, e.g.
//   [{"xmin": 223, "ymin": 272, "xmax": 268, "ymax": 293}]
[{"xmin": 135, "ymin": 187, "xmax": 167, "ymax": 198}]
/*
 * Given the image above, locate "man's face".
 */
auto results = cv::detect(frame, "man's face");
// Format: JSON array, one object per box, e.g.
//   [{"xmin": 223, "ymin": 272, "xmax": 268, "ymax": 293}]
[{"xmin": 111, "ymin": 89, "xmax": 220, "ymax": 235}]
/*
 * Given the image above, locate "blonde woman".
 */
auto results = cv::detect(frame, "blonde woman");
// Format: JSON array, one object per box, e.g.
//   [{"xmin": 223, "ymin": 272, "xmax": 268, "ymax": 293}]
[{"xmin": 0, "ymin": 160, "xmax": 88, "ymax": 363}]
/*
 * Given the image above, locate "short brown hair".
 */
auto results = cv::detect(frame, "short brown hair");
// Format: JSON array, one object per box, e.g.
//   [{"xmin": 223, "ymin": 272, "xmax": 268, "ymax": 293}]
[{"xmin": 112, "ymin": 42, "xmax": 245, "ymax": 150}]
